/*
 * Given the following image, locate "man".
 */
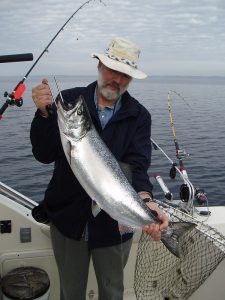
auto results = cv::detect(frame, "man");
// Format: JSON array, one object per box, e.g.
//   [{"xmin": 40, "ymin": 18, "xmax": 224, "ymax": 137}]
[{"xmin": 31, "ymin": 37, "xmax": 168, "ymax": 300}]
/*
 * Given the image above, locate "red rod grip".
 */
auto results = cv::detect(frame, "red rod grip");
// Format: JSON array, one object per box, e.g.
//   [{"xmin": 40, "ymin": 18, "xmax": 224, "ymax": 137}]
[{"xmin": 14, "ymin": 83, "xmax": 26, "ymax": 100}]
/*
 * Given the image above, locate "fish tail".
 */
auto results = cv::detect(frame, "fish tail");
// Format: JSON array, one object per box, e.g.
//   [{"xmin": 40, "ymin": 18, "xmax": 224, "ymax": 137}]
[{"xmin": 161, "ymin": 221, "xmax": 196, "ymax": 258}]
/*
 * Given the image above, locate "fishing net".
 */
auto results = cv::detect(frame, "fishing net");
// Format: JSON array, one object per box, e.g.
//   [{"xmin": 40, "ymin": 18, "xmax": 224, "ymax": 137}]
[{"xmin": 134, "ymin": 201, "xmax": 225, "ymax": 300}]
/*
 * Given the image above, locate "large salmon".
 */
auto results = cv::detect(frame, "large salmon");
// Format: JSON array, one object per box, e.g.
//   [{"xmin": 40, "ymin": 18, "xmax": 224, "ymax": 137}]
[{"xmin": 56, "ymin": 94, "xmax": 195, "ymax": 257}]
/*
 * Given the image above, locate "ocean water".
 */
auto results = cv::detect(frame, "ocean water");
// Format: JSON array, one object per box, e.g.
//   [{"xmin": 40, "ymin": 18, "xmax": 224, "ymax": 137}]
[{"xmin": 0, "ymin": 75, "xmax": 225, "ymax": 205}]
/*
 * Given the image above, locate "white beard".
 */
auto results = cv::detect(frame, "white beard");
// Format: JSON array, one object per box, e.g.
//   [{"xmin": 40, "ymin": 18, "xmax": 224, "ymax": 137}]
[{"xmin": 97, "ymin": 71, "xmax": 129, "ymax": 101}]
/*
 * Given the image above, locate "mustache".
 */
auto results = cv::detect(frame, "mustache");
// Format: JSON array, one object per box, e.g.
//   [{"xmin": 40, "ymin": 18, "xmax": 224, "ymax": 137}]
[{"xmin": 104, "ymin": 81, "xmax": 121, "ymax": 90}]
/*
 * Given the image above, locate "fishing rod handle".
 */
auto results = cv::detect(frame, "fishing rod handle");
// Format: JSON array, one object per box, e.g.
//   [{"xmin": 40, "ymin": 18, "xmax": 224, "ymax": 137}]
[
  {"xmin": 46, "ymin": 105, "xmax": 54, "ymax": 116},
  {"xmin": 40, "ymin": 79, "xmax": 54, "ymax": 116},
  {"xmin": 0, "ymin": 53, "xmax": 33, "ymax": 63},
  {"xmin": 0, "ymin": 102, "xmax": 9, "ymax": 119},
  {"xmin": 154, "ymin": 173, "xmax": 173, "ymax": 201}
]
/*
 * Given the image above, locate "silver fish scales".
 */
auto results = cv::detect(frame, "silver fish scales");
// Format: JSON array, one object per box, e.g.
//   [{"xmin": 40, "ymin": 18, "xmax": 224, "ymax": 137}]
[{"xmin": 56, "ymin": 94, "xmax": 195, "ymax": 257}]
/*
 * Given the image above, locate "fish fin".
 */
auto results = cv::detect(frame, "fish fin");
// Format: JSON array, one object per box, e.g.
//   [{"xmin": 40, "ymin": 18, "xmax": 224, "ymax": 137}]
[
  {"xmin": 62, "ymin": 138, "xmax": 72, "ymax": 165},
  {"xmin": 92, "ymin": 201, "xmax": 102, "ymax": 217},
  {"xmin": 161, "ymin": 221, "xmax": 196, "ymax": 258},
  {"xmin": 118, "ymin": 223, "xmax": 134, "ymax": 234}
]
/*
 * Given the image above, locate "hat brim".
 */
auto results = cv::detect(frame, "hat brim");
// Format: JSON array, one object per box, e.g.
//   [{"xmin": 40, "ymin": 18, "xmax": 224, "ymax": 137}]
[{"xmin": 91, "ymin": 53, "xmax": 147, "ymax": 79}]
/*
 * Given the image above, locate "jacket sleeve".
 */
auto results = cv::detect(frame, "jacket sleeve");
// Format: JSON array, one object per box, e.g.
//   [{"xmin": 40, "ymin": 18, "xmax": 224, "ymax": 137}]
[
  {"xmin": 124, "ymin": 106, "xmax": 153, "ymax": 194},
  {"xmin": 30, "ymin": 86, "xmax": 85, "ymax": 164},
  {"xmin": 30, "ymin": 109, "xmax": 62, "ymax": 164}
]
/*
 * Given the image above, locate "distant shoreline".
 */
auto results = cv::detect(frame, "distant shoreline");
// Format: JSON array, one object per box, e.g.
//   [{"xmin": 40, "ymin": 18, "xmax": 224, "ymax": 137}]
[
  {"xmin": 0, "ymin": 75, "xmax": 224, "ymax": 87},
  {"xmin": 0, "ymin": 74, "xmax": 224, "ymax": 79}
]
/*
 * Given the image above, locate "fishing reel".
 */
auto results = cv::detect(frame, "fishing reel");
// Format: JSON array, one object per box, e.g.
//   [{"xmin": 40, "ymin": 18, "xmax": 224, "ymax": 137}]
[
  {"xmin": 180, "ymin": 184, "xmax": 208, "ymax": 206},
  {"xmin": 195, "ymin": 188, "xmax": 207, "ymax": 205},
  {"xmin": 176, "ymin": 149, "xmax": 189, "ymax": 160},
  {"xmin": 4, "ymin": 91, "xmax": 23, "ymax": 107},
  {"xmin": 0, "ymin": 53, "xmax": 32, "ymax": 118},
  {"xmin": 180, "ymin": 183, "xmax": 190, "ymax": 202},
  {"xmin": 169, "ymin": 163, "xmax": 177, "ymax": 179}
]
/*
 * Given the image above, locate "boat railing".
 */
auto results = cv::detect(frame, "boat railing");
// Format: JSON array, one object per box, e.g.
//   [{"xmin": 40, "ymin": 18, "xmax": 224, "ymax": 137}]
[{"xmin": 0, "ymin": 181, "xmax": 37, "ymax": 210}]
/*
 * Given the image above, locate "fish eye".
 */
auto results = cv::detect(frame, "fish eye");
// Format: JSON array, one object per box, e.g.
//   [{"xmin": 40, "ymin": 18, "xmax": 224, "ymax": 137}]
[{"xmin": 77, "ymin": 107, "xmax": 83, "ymax": 115}]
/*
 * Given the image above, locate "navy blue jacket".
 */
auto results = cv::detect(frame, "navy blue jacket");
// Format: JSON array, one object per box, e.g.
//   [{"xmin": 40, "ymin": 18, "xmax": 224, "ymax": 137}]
[{"xmin": 30, "ymin": 81, "xmax": 153, "ymax": 248}]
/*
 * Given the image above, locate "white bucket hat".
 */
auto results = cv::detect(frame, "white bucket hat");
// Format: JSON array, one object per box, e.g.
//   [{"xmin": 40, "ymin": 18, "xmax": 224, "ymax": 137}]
[{"xmin": 91, "ymin": 37, "xmax": 147, "ymax": 79}]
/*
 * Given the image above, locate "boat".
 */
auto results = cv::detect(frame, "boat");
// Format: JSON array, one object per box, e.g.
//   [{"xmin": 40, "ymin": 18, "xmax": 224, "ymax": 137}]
[
  {"xmin": 1, "ymin": 173, "xmax": 225, "ymax": 299},
  {"xmin": 1, "ymin": 86, "xmax": 225, "ymax": 300},
  {"xmin": 0, "ymin": 54, "xmax": 225, "ymax": 300}
]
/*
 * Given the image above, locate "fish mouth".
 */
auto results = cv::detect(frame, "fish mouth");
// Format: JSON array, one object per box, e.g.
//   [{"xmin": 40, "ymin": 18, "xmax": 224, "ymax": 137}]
[
  {"xmin": 56, "ymin": 93, "xmax": 92, "ymax": 140},
  {"xmin": 55, "ymin": 94, "xmax": 76, "ymax": 112}
]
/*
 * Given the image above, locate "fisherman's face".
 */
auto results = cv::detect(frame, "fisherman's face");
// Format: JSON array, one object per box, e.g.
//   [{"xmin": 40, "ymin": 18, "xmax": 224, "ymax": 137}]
[{"xmin": 97, "ymin": 62, "xmax": 132, "ymax": 101}]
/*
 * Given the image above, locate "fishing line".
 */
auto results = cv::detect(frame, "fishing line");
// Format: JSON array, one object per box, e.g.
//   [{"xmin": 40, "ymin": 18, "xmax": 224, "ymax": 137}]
[
  {"xmin": 151, "ymin": 90, "xmax": 208, "ymax": 214},
  {"xmin": 167, "ymin": 90, "xmax": 190, "ymax": 171},
  {"xmin": 151, "ymin": 137, "xmax": 209, "ymax": 215},
  {"xmin": 151, "ymin": 138, "xmax": 195, "ymax": 193},
  {"xmin": 53, "ymin": 76, "xmax": 64, "ymax": 104},
  {"xmin": 0, "ymin": 0, "xmax": 103, "ymax": 120},
  {"xmin": 167, "ymin": 90, "xmax": 198, "ymax": 207}
]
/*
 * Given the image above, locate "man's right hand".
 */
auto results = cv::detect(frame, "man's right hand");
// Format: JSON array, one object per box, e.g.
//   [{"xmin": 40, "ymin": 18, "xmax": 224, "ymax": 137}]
[{"xmin": 32, "ymin": 78, "xmax": 53, "ymax": 117}]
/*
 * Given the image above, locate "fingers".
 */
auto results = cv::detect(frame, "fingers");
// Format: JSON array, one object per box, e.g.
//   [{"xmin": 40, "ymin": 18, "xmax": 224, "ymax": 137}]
[
  {"xmin": 143, "ymin": 223, "xmax": 161, "ymax": 241},
  {"xmin": 42, "ymin": 78, "xmax": 48, "ymax": 85},
  {"xmin": 32, "ymin": 78, "xmax": 53, "ymax": 116},
  {"xmin": 158, "ymin": 212, "xmax": 169, "ymax": 231},
  {"xmin": 146, "ymin": 202, "xmax": 169, "ymax": 230},
  {"xmin": 144, "ymin": 201, "xmax": 169, "ymax": 240}
]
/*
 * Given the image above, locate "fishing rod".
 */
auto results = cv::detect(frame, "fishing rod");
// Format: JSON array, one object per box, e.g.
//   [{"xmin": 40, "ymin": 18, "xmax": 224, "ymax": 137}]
[
  {"xmin": 151, "ymin": 137, "xmax": 208, "ymax": 215},
  {"xmin": 167, "ymin": 90, "xmax": 198, "ymax": 209},
  {"xmin": 167, "ymin": 90, "xmax": 189, "ymax": 171},
  {"xmin": 0, "ymin": 0, "xmax": 100, "ymax": 120},
  {"xmin": 151, "ymin": 90, "xmax": 208, "ymax": 213},
  {"xmin": 151, "ymin": 137, "xmax": 195, "ymax": 207},
  {"xmin": 168, "ymin": 91, "xmax": 208, "ymax": 208},
  {"xmin": 0, "ymin": 53, "xmax": 33, "ymax": 64},
  {"xmin": 154, "ymin": 172, "xmax": 173, "ymax": 201}
]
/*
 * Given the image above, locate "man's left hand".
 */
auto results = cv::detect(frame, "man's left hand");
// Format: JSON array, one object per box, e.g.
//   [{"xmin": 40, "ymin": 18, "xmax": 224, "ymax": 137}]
[{"xmin": 143, "ymin": 201, "xmax": 169, "ymax": 241}]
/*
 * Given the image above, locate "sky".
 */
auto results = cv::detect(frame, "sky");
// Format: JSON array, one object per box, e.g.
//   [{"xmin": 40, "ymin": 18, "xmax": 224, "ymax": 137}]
[{"xmin": 0, "ymin": 0, "xmax": 224, "ymax": 77}]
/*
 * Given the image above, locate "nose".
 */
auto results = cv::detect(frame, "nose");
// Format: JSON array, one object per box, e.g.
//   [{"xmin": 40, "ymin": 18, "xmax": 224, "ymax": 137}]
[
  {"xmin": 112, "ymin": 71, "xmax": 123, "ymax": 83},
  {"xmin": 112, "ymin": 70, "xmax": 130, "ymax": 86}
]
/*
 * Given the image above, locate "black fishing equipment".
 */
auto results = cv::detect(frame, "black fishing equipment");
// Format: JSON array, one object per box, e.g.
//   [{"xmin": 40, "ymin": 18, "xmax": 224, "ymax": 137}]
[
  {"xmin": 167, "ymin": 90, "xmax": 208, "ymax": 205},
  {"xmin": 151, "ymin": 137, "xmax": 209, "ymax": 215},
  {"xmin": 0, "ymin": 0, "xmax": 101, "ymax": 120},
  {"xmin": 167, "ymin": 90, "xmax": 198, "ymax": 205},
  {"xmin": 151, "ymin": 90, "xmax": 208, "ymax": 211},
  {"xmin": 151, "ymin": 138, "xmax": 194, "ymax": 204},
  {"xmin": 0, "ymin": 53, "xmax": 33, "ymax": 64},
  {"xmin": 167, "ymin": 90, "xmax": 189, "ymax": 174},
  {"xmin": 169, "ymin": 163, "xmax": 177, "ymax": 179}
]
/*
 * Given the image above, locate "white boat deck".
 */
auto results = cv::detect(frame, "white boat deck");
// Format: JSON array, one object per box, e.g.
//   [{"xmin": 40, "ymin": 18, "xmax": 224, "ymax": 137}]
[{"xmin": 0, "ymin": 183, "xmax": 225, "ymax": 299}]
